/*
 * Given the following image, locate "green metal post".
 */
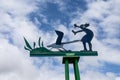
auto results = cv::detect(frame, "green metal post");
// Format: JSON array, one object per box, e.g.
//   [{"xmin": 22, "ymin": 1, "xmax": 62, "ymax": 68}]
[
  {"xmin": 73, "ymin": 59, "xmax": 80, "ymax": 80},
  {"xmin": 65, "ymin": 59, "xmax": 69, "ymax": 80}
]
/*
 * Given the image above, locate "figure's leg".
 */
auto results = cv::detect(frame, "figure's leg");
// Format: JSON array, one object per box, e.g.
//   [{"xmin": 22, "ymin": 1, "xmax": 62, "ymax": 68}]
[
  {"xmin": 82, "ymin": 42, "xmax": 87, "ymax": 51},
  {"xmin": 88, "ymin": 42, "xmax": 92, "ymax": 51}
]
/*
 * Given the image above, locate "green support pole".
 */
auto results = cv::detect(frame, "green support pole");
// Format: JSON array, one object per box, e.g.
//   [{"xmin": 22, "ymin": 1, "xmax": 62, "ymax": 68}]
[
  {"xmin": 63, "ymin": 57, "xmax": 80, "ymax": 80},
  {"xmin": 73, "ymin": 59, "xmax": 80, "ymax": 80},
  {"xmin": 65, "ymin": 59, "xmax": 69, "ymax": 80}
]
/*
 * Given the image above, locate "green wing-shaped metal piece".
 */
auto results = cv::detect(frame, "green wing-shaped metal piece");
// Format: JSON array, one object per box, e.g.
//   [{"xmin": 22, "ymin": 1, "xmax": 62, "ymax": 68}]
[
  {"xmin": 24, "ymin": 37, "xmax": 32, "ymax": 50},
  {"xmin": 41, "ymin": 41, "xmax": 44, "ymax": 47},
  {"xmin": 38, "ymin": 37, "xmax": 41, "ymax": 47}
]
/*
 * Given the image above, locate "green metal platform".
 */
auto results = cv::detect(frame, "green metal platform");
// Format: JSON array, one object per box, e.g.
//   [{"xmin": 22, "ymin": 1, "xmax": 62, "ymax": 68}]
[{"xmin": 30, "ymin": 50, "xmax": 98, "ymax": 57}]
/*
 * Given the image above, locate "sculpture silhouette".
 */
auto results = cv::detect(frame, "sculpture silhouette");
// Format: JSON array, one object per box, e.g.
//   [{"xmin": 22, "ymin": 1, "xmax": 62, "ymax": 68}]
[{"xmin": 72, "ymin": 23, "xmax": 94, "ymax": 51}]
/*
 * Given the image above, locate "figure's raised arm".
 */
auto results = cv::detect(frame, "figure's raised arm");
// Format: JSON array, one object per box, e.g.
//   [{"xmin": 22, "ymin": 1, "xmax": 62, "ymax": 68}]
[{"xmin": 72, "ymin": 30, "xmax": 83, "ymax": 35}]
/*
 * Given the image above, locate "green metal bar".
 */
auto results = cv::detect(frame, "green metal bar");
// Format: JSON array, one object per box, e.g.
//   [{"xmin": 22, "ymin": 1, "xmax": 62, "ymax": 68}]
[
  {"xmin": 30, "ymin": 51, "xmax": 98, "ymax": 57},
  {"xmin": 65, "ymin": 59, "xmax": 69, "ymax": 80},
  {"xmin": 73, "ymin": 59, "xmax": 80, "ymax": 80}
]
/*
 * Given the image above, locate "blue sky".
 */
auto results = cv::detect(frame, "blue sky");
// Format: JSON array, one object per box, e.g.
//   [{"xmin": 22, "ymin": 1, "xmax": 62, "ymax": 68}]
[
  {"xmin": 29, "ymin": 0, "xmax": 87, "ymax": 31},
  {"xmin": 0, "ymin": 0, "xmax": 120, "ymax": 80}
]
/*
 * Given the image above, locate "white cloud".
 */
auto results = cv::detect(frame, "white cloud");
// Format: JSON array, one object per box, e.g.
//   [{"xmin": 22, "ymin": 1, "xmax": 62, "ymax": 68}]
[
  {"xmin": 0, "ymin": 0, "xmax": 52, "ymax": 80},
  {"xmin": 0, "ymin": 0, "xmax": 120, "ymax": 80},
  {"xmin": 0, "ymin": 38, "xmax": 39, "ymax": 80},
  {"xmin": 0, "ymin": 0, "xmax": 37, "ymax": 16},
  {"xmin": 81, "ymin": 70, "xmax": 117, "ymax": 80},
  {"xmin": 69, "ymin": 0, "xmax": 120, "ymax": 79},
  {"xmin": 70, "ymin": 0, "xmax": 120, "ymax": 65},
  {"xmin": 116, "ymin": 77, "xmax": 120, "ymax": 80},
  {"xmin": 0, "ymin": 0, "xmax": 65, "ymax": 80}
]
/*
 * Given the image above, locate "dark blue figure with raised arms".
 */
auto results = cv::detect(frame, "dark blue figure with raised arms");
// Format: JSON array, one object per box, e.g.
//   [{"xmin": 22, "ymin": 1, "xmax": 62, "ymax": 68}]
[{"xmin": 72, "ymin": 23, "xmax": 94, "ymax": 51}]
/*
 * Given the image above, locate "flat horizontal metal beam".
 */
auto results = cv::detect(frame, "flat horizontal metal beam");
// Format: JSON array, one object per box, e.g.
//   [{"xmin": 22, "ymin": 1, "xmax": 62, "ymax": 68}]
[{"xmin": 30, "ymin": 51, "xmax": 98, "ymax": 57}]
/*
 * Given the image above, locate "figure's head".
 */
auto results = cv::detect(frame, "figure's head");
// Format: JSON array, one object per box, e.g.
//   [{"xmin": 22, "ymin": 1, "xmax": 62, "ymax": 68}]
[
  {"xmin": 84, "ymin": 23, "xmax": 90, "ymax": 27},
  {"xmin": 80, "ymin": 23, "xmax": 90, "ymax": 29}
]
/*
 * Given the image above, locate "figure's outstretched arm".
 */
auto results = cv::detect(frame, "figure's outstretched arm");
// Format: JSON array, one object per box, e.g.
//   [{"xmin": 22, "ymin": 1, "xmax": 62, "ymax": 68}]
[{"xmin": 72, "ymin": 30, "xmax": 83, "ymax": 35}]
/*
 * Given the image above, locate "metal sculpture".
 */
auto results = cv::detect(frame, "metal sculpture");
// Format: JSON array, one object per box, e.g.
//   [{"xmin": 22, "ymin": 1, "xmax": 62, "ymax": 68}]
[{"xmin": 24, "ymin": 23, "xmax": 98, "ymax": 80}]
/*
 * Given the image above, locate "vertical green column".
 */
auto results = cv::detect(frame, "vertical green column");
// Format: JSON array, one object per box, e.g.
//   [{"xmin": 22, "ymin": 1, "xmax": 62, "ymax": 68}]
[
  {"xmin": 65, "ymin": 59, "xmax": 69, "ymax": 80},
  {"xmin": 73, "ymin": 59, "xmax": 80, "ymax": 80}
]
